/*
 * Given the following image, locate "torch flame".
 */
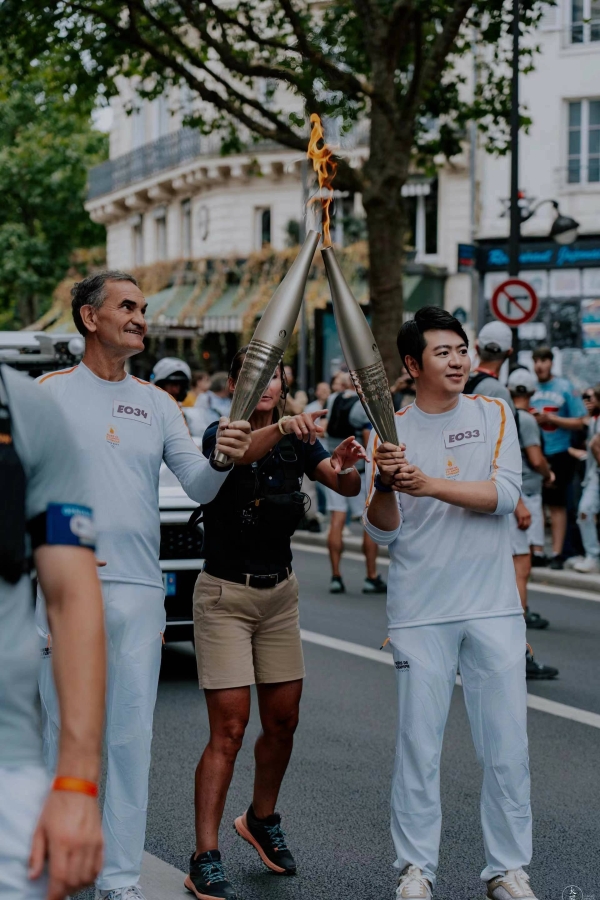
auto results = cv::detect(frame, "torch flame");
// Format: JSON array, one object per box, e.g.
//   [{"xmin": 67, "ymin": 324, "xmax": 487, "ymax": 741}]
[{"xmin": 307, "ymin": 113, "xmax": 337, "ymax": 247}]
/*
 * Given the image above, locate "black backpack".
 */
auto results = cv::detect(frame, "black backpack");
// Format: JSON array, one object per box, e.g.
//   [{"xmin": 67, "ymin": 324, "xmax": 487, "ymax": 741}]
[
  {"xmin": 327, "ymin": 392, "xmax": 359, "ymax": 439},
  {"xmin": 463, "ymin": 371, "xmax": 496, "ymax": 395}
]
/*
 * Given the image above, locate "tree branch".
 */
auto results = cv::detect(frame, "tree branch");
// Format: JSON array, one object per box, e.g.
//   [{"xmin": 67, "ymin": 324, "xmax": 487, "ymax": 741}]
[
  {"xmin": 278, "ymin": 0, "xmax": 372, "ymax": 97},
  {"xmin": 407, "ymin": 0, "xmax": 473, "ymax": 115}
]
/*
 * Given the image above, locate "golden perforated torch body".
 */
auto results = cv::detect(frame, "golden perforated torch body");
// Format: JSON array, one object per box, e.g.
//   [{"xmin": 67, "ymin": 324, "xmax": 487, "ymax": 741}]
[
  {"xmin": 213, "ymin": 230, "xmax": 321, "ymax": 468},
  {"xmin": 322, "ymin": 245, "xmax": 398, "ymax": 446}
]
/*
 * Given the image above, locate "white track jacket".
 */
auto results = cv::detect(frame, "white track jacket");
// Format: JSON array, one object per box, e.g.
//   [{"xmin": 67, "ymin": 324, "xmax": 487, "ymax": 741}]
[
  {"xmin": 38, "ymin": 363, "xmax": 228, "ymax": 589},
  {"xmin": 364, "ymin": 394, "xmax": 522, "ymax": 628}
]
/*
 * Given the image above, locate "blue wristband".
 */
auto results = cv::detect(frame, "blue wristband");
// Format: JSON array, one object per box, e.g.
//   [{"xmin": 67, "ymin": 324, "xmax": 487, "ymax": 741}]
[{"xmin": 374, "ymin": 474, "xmax": 393, "ymax": 493}]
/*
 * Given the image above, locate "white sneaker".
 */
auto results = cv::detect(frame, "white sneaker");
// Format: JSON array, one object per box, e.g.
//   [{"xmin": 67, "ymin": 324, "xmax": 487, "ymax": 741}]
[
  {"xmin": 95, "ymin": 887, "xmax": 147, "ymax": 900},
  {"xmin": 487, "ymin": 869, "xmax": 538, "ymax": 899},
  {"xmin": 573, "ymin": 555, "xmax": 600, "ymax": 573},
  {"xmin": 396, "ymin": 865, "xmax": 432, "ymax": 899},
  {"xmin": 564, "ymin": 555, "xmax": 585, "ymax": 570}
]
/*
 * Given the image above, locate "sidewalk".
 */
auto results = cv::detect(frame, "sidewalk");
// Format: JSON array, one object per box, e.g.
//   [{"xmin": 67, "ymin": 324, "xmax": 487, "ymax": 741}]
[{"xmin": 293, "ymin": 528, "xmax": 600, "ymax": 595}]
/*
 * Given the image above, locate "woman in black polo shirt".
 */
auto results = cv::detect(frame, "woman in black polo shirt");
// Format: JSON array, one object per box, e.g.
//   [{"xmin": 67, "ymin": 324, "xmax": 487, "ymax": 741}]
[{"xmin": 185, "ymin": 350, "xmax": 366, "ymax": 900}]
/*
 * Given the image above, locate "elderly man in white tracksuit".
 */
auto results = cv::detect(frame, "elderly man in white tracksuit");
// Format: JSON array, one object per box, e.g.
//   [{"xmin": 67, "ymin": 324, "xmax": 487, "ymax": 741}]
[
  {"xmin": 35, "ymin": 271, "xmax": 251, "ymax": 900},
  {"xmin": 365, "ymin": 306, "xmax": 538, "ymax": 900}
]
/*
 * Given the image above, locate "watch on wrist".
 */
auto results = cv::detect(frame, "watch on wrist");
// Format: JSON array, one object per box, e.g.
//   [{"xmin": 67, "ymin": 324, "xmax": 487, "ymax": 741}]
[{"xmin": 374, "ymin": 473, "xmax": 393, "ymax": 493}]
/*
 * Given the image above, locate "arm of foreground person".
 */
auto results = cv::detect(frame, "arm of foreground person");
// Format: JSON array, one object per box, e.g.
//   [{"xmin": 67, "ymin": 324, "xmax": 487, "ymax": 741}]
[
  {"xmin": 162, "ymin": 396, "xmax": 251, "ymax": 502},
  {"xmin": 29, "ymin": 545, "xmax": 106, "ymax": 900}
]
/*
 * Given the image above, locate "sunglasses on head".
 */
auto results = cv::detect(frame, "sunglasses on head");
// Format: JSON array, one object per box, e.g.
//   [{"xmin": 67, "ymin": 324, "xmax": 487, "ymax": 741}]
[{"xmin": 583, "ymin": 392, "xmax": 594, "ymax": 400}]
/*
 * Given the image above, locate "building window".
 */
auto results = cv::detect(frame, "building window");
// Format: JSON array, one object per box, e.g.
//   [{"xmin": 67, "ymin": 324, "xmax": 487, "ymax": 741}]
[
  {"xmin": 403, "ymin": 179, "xmax": 438, "ymax": 258},
  {"xmin": 568, "ymin": 99, "xmax": 600, "ymax": 183},
  {"xmin": 156, "ymin": 215, "xmax": 167, "ymax": 260},
  {"xmin": 132, "ymin": 216, "xmax": 144, "ymax": 266},
  {"xmin": 571, "ymin": 0, "xmax": 600, "ymax": 43},
  {"xmin": 255, "ymin": 207, "xmax": 271, "ymax": 249},
  {"xmin": 132, "ymin": 102, "xmax": 146, "ymax": 149},
  {"xmin": 181, "ymin": 199, "xmax": 192, "ymax": 258}
]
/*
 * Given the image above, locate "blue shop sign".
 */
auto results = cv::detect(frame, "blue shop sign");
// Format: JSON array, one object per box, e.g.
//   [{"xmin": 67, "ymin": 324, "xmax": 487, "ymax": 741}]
[{"xmin": 479, "ymin": 241, "xmax": 600, "ymax": 271}]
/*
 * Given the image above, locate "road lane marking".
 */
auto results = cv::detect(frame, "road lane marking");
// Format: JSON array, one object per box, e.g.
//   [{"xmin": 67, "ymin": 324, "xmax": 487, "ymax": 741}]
[
  {"xmin": 293, "ymin": 543, "xmax": 600, "ymax": 603},
  {"xmin": 528, "ymin": 582, "xmax": 600, "ymax": 603},
  {"xmin": 300, "ymin": 629, "xmax": 600, "ymax": 729},
  {"xmin": 140, "ymin": 851, "xmax": 185, "ymax": 897}
]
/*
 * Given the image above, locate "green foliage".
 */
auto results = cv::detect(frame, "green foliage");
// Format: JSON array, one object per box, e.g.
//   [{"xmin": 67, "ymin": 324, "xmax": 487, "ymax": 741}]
[
  {"xmin": 0, "ymin": 0, "xmax": 551, "ymax": 192},
  {"xmin": 0, "ymin": 59, "xmax": 107, "ymax": 327}
]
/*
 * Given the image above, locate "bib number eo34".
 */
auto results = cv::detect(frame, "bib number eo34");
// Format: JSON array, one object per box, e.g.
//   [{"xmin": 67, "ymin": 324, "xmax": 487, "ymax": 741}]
[{"xmin": 113, "ymin": 400, "xmax": 152, "ymax": 425}]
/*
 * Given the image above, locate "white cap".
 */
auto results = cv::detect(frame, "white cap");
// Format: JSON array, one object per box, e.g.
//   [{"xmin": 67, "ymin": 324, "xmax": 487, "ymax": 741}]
[
  {"xmin": 152, "ymin": 357, "xmax": 191, "ymax": 383},
  {"xmin": 477, "ymin": 321, "xmax": 513, "ymax": 354},
  {"xmin": 508, "ymin": 367, "xmax": 537, "ymax": 395}
]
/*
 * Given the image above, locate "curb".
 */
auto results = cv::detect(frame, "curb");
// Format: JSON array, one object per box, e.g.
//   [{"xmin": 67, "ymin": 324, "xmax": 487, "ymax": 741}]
[{"xmin": 293, "ymin": 529, "xmax": 600, "ymax": 594}]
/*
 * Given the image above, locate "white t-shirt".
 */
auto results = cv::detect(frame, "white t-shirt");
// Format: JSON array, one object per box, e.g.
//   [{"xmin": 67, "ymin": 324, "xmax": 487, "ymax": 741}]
[
  {"xmin": 37, "ymin": 363, "xmax": 228, "ymax": 589},
  {"xmin": 364, "ymin": 394, "xmax": 522, "ymax": 629}
]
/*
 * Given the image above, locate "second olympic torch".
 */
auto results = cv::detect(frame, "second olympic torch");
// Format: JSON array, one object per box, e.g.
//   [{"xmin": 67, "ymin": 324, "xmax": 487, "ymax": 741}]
[
  {"xmin": 322, "ymin": 245, "xmax": 398, "ymax": 446},
  {"xmin": 213, "ymin": 229, "xmax": 321, "ymax": 468}
]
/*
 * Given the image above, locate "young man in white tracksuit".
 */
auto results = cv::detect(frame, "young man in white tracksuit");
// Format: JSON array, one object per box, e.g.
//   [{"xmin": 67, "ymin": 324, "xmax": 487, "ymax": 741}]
[
  {"xmin": 364, "ymin": 306, "xmax": 538, "ymax": 900},
  {"xmin": 35, "ymin": 271, "xmax": 251, "ymax": 900}
]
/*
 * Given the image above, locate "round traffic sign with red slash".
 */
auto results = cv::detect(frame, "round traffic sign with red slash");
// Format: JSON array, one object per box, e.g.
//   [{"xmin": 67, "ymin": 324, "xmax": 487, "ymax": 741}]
[{"xmin": 490, "ymin": 279, "xmax": 539, "ymax": 326}]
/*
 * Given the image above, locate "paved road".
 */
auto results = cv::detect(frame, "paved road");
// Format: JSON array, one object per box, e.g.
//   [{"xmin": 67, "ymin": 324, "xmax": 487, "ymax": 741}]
[{"xmin": 134, "ymin": 546, "xmax": 600, "ymax": 900}]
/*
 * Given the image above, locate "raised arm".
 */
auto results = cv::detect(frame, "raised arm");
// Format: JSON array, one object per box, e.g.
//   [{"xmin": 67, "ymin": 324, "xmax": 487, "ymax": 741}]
[
  {"xmin": 162, "ymin": 396, "xmax": 250, "ymax": 503},
  {"xmin": 233, "ymin": 410, "xmax": 327, "ymax": 465}
]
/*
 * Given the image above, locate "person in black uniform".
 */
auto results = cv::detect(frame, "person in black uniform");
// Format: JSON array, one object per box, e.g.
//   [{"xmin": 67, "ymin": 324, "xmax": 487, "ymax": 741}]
[{"xmin": 185, "ymin": 349, "xmax": 367, "ymax": 900}]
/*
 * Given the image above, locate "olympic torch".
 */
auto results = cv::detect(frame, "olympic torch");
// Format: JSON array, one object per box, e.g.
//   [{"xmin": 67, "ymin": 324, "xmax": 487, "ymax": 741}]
[
  {"xmin": 212, "ymin": 229, "xmax": 321, "ymax": 468},
  {"xmin": 322, "ymin": 245, "xmax": 398, "ymax": 446}
]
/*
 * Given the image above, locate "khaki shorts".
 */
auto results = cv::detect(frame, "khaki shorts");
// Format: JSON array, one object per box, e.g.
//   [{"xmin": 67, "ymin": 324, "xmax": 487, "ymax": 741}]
[{"xmin": 193, "ymin": 571, "xmax": 305, "ymax": 690}]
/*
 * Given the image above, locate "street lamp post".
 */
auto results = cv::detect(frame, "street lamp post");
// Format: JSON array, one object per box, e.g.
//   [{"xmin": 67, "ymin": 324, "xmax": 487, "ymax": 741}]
[{"xmin": 509, "ymin": 0, "xmax": 521, "ymax": 355}]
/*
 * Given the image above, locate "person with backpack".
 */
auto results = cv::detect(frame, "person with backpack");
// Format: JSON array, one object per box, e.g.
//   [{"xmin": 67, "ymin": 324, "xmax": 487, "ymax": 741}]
[
  {"xmin": 325, "ymin": 371, "xmax": 387, "ymax": 594},
  {"xmin": 186, "ymin": 349, "xmax": 367, "ymax": 900},
  {"xmin": 507, "ymin": 369, "xmax": 559, "ymax": 679},
  {"xmin": 465, "ymin": 324, "xmax": 555, "ymax": 647}
]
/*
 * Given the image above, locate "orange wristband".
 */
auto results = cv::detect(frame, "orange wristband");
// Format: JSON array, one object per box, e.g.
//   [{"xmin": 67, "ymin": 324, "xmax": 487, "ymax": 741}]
[{"xmin": 52, "ymin": 776, "xmax": 98, "ymax": 798}]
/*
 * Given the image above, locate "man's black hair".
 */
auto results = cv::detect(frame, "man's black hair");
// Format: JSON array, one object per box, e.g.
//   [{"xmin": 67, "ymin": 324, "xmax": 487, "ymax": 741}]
[
  {"xmin": 396, "ymin": 306, "xmax": 469, "ymax": 369},
  {"xmin": 532, "ymin": 346, "xmax": 553, "ymax": 362}
]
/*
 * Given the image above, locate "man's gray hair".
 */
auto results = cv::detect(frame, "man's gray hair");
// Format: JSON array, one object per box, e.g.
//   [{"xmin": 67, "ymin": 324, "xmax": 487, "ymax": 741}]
[
  {"xmin": 210, "ymin": 372, "xmax": 230, "ymax": 394},
  {"xmin": 71, "ymin": 271, "xmax": 138, "ymax": 336}
]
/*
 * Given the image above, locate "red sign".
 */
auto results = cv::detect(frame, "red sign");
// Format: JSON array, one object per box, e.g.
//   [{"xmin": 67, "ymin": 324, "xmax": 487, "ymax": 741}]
[{"xmin": 490, "ymin": 279, "xmax": 539, "ymax": 326}]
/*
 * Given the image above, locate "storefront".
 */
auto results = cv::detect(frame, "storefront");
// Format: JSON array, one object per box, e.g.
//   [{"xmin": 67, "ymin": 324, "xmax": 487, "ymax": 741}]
[{"xmin": 477, "ymin": 237, "xmax": 600, "ymax": 386}]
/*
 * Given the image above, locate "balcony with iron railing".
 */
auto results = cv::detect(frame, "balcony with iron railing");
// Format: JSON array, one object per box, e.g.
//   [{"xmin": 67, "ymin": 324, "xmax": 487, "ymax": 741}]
[
  {"xmin": 87, "ymin": 122, "xmax": 371, "ymax": 201},
  {"xmin": 87, "ymin": 128, "xmax": 287, "ymax": 199}
]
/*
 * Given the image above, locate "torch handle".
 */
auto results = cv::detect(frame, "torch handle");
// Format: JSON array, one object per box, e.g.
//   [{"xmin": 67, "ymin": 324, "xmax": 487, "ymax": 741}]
[{"xmin": 212, "ymin": 449, "xmax": 233, "ymax": 469}]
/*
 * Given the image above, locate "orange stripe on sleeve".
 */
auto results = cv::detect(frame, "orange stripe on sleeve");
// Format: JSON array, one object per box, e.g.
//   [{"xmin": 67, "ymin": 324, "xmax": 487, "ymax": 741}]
[
  {"xmin": 464, "ymin": 394, "xmax": 506, "ymax": 478},
  {"xmin": 38, "ymin": 366, "xmax": 77, "ymax": 384}
]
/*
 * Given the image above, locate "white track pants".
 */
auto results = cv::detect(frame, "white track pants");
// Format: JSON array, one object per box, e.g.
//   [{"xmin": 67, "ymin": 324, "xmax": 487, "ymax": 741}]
[
  {"xmin": 0, "ymin": 765, "xmax": 49, "ymax": 900},
  {"xmin": 37, "ymin": 581, "xmax": 166, "ymax": 891},
  {"xmin": 389, "ymin": 615, "xmax": 531, "ymax": 887}
]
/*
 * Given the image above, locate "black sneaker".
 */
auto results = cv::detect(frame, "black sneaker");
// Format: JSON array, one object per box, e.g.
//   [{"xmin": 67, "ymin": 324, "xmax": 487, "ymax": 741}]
[
  {"xmin": 234, "ymin": 805, "xmax": 296, "ymax": 875},
  {"xmin": 526, "ymin": 650, "xmax": 559, "ymax": 680},
  {"xmin": 531, "ymin": 554, "xmax": 549, "ymax": 568},
  {"xmin": 549, "ymin": 554, "xmax": 564, "ymax": 570},
  {"xmin": 329, "ymin": 576, "xmax": 345, "ymax": 594},
  {"xmin": 525, "ymin": 608, "xmax": 549, "ymax": 629},
  {"xmin": 184, "ymin": 850, "xmax": 237, "ymax": 900},
  {"xmin": 363, "ymin": 575, "xmax": 387, "ymax": 594}
]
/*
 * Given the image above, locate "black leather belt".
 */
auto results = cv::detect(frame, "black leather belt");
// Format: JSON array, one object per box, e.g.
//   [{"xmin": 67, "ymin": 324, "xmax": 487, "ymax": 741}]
[{"xmin": 204, "ymin": 563, "xmax": 292, "ymax": 589}]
